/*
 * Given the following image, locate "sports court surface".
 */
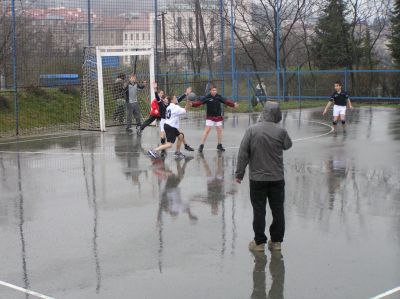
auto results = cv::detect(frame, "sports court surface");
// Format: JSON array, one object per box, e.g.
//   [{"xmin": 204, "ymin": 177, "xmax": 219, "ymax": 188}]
[{"xmin": 0, "ymin": 107, "xmax": 399, "ymax": 299}]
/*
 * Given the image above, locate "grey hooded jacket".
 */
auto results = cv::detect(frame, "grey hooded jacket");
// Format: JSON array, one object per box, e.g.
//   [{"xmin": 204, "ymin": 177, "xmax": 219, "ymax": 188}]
[{"xmin": 235, "ymin": 102, "xmax": 292, "ymax": 181}]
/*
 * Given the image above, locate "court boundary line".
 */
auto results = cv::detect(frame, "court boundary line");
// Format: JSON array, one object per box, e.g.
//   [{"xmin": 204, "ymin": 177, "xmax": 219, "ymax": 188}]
[
  {"xmin": 0, "ymin": 280, "xmax": 55, "ymax": 299},
  {"xmin": 0, "ymin": 118, "xmax": 334, "ymax": 155},
  {"xmin": 370, "ymin": 286, "xmax": 400, "ymax": 299},
  {"xmin": 0, "ymin": 132, "xmax": 97, "ymax": 146}
]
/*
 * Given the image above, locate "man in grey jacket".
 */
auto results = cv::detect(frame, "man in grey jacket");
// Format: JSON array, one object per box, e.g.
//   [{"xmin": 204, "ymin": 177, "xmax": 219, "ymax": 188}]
[
  {"xmin": 124, "ymin": 73, "xmax": 146, "ymax": 134},
  {"xmin": 235, "ymin": 102, "xmax": 292, "ymax": 252}
]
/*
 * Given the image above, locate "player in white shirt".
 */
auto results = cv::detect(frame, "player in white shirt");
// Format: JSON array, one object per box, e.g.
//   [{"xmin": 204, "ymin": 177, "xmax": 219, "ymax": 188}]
[{"xmin": 148, "ymin": 95, "xmax": 192, "ymax": 159}]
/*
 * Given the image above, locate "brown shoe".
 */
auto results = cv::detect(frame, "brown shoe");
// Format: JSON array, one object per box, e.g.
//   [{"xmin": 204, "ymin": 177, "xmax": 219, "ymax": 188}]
[
  {"xmin": 268, "ymin": 240, "xmax": 282, "ymax": 251},
  {"xmin": 249, "ymin": 240, "xmax": 265, "ymax": 252}
]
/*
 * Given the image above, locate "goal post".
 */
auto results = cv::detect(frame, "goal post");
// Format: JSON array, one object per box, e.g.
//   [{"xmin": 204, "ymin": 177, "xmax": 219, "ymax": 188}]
[{"xmin": 80, "ymin": 45, "xmax": 156, "ymax": 132}]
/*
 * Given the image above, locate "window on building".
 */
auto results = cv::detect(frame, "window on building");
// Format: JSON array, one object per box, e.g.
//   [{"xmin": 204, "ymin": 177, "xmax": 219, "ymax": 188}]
[
  {"xmin": 136, "ymin": 33, "xmax": 140, "ymax": 40},
  {"xmin": 125, "ymin": 33, "xmax": 128, "ymax": 40},
  {"xmin": 210, "ymin": 18, "xmax": 215, "ymax": 41},
  {"xmin": 156, "ymin": 20, "xmax": 161, "ymax": 44},
  {"xmin": 177, "ymin": 17, "xmax": 182, "ymax": 41},
  {"xmin": 188, "ymin": 17, "xmax": 193, "ymax": 42},
  {"xmin": 131, "ymin": 33, "xmax": 133, "ymax": 40}
]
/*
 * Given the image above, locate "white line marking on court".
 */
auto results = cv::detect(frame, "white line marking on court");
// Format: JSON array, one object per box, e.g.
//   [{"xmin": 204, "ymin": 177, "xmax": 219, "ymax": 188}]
[
  {"xmin": 0, "ymin": 118, "xmax": 334, "ymax": 155},
  {"xmin": 370, "ymin": 286, "xmax": 400, "ymax": 299},
  {"xmin": 0, "ymin": 132, "xmax": 97, "ymax": 145},
  {"xmin": 0, "ymin": 280, "xmax": 55, "ymax": 299}
]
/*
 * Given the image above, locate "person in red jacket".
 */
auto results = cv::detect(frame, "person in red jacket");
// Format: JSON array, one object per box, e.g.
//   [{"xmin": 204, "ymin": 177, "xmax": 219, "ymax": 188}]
[
  {"xmin": 140, "ymin": 89, "xmax": 166, "ymax": 132},
  {"xmin": 192, "ymin": 84, "xmax": 238, "ymax": 152}
]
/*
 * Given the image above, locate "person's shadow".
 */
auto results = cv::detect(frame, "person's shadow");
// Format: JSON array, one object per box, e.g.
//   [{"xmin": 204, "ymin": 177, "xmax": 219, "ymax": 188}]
[{"xmin": 251, "ymin": 251, "xmax": 285, "ymax": 299}]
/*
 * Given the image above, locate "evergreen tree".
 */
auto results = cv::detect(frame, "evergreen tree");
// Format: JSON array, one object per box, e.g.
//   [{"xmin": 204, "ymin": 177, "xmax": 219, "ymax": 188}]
[
  {"xmin": 311, "ymin": 0, "xmax": 352, "ymax": 69},
  {"xmin": 389, "ymin": 0, "xmax": 400, "ymax": 67}
]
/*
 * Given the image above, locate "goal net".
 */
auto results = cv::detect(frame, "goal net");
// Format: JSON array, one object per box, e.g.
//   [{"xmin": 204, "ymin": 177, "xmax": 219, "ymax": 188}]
[{"xmin": 80, "ymin": 46, "xmax": 155, "ymax": 131}]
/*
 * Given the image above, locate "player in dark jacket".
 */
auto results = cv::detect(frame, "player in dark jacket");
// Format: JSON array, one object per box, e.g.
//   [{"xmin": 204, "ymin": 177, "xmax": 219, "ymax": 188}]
[{"xmin": 192, "ymin": 85, "xmax": 238, "ymax": 152}]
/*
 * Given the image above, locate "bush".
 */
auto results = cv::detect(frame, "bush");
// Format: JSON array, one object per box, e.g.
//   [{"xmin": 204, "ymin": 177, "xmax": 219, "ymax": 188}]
[
  {"xmin": 26, "ymin": 85, "xmax": 48, "ymax": 97},
  {"xmin": 0, "ymin": 94, "xmax": 11, "ymax": 111},
  {"xmin": 58, "ymin": 85, "xmax": 80, "ymax": 97}
]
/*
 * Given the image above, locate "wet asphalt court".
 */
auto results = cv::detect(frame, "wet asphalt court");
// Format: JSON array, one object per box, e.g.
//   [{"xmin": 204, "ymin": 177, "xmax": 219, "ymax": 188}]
[{"xmin": 0, "ymin": 107, "xmax": 399, "ymax": 299}]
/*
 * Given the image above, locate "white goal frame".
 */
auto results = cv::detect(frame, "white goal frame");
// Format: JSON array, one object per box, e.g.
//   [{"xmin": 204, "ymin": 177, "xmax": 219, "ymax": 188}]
[{"xmin": 95, "ymin": 45, "xmax": 156, "ymax": 132}]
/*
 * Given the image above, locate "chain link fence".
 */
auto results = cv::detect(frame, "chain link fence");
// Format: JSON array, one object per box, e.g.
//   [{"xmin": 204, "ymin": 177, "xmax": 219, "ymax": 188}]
[{"xmin": 1, "ymin": 0, "xmax": 399, "ymax": 137}]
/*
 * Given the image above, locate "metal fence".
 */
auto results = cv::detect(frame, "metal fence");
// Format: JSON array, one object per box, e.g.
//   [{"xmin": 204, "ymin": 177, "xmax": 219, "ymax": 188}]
[{"xmin": 1, "ymin": 0, "xmax": 399, "ymax": 137}]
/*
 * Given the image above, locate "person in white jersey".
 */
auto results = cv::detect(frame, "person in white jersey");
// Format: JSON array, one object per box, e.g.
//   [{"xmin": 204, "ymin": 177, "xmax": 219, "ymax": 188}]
[{"xmin": 148, "ymin": 94, "xmax": 192, "ymax": 159}]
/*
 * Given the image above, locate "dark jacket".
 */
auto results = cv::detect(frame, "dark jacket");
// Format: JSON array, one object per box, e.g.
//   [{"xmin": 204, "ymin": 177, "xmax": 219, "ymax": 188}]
[
  {"xmin": 235, "ymin": 102, "xmax": 292, "ymax": 181},
  {"xmin": 192, "ymin": 93, "xmax": 235, "ymax": 121}
]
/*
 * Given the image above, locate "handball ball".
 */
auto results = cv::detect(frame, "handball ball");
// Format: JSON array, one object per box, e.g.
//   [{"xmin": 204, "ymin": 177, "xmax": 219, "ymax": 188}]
[{"xmin": 187, "ymin": 92, "xmax": 197, "ymax": 101}]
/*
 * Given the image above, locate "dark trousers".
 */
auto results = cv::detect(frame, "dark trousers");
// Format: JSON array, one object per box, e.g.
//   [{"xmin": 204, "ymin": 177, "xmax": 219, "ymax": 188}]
[
  {"xmin": 126, "ymin": 102, "xmax": 141, "ymax": 128},
  {"xmin": 250, "ymin": 180, "xmax": 285, "ymax": 245},
  {"xmin": 140, "ymin": 116, "xmax": 159, "ymax": 131}
]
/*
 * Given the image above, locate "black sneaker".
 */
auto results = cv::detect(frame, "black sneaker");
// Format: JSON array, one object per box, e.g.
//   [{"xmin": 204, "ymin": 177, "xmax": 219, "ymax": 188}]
[
  {"xmin": 217, "ymin": 144, "xmax": 225, "ymax": 152},
  {"xmin": 126, "ymin": 126, "xmax": 132, "ymax": 132},
  {"xmin": 198, "ymin": 144, "xmax": 204, "ymax": 153},
  {"xmin": 184, "ymin": 144, "xmax": 194, "ymax": 151}
]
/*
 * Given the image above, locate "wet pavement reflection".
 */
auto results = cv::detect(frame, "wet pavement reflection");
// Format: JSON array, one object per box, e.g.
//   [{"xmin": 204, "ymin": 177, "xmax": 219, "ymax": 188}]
[{"xmin": 0, "ymin": 107, "xmax": 399, "ymax": 299}]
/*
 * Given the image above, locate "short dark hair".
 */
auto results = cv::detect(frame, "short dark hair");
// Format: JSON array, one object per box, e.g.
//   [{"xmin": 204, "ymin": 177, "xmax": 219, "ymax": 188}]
[
  {"xmin": 117, "ymin": 73, "xmax": 126, "ymax": 80},
  {"xmin": 334, "ymin": 81, "xmax": 342, "ymax": 86},
  {"xmin": 166, "ymin": 96, "xmax": 173, "ymax": 103}
]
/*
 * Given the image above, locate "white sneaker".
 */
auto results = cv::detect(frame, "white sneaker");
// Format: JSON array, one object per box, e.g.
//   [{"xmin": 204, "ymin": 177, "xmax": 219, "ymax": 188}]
[{"xmin": 148, "ymin": 149, "xmax": 159, "ymax": 159}]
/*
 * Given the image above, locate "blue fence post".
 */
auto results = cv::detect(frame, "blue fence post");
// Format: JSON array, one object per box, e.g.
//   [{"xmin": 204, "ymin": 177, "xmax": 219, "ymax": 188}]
[
  {"xmin": 219, "ymin": 0, "xmax": 225, "ymax": 97},
  {"xmin": 297, "ymin": 66, "xmax": 301, "ymax": 109},
  {"xmin": 87, "ymin": 0, "xmax": 92, "ymax": 46},
  {"xmin": 275, "ymin": 0, "xmax": 281, "ymax": 101},
  {"xmin": 344, "ymin": 68, "xmax": 348, "ymax": 92},
  {"xmin": 230, "ymin": 0, "xmax": 236, "ymax": 102},
  {"xmin": 11, "ymin": 0, "xmax": 18, "ymax": 135},
  {"xmin": 246, "ymin": 68, "xmax": 251, "ymax": 111}
]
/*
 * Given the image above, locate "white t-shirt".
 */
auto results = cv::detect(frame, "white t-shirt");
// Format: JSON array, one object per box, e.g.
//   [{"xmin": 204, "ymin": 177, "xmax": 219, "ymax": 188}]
[{"xmin": 165, "ymin": 103, "xmax": 186, "ymax": 129}]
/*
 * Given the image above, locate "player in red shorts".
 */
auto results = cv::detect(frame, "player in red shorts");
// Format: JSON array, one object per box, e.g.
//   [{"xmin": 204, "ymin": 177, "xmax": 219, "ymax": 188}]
[{"xmin": 192, "ymin": 85, "xmax": 238, "ymax": 152}]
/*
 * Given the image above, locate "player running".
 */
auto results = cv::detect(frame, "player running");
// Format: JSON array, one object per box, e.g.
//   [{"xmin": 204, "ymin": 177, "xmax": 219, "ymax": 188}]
[{"xmin": 148, "ymin": 89, "xmax": 192, "ymax": 159}]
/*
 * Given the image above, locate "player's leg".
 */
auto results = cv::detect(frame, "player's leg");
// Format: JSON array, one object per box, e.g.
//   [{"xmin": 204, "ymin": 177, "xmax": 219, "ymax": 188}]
[
  {"xmin": 126, "ymin": 102, "xmax": 133, "ymax": 130},
  {"xmin": 178, "ymin": 130, "xmax": 194, "ymax": 151},
  {"xmin": 340, "ymin": 108, "xmax": 346, "ymax": 131},
  {"xmin": 132, "ymin": 103, "xmax": 142, "ymax": 135},
  {"xmin": 332, "ymin": 105, "xmax": 340, "ymax": 132},
  {"xmin": 266, "ymin": 180, "xmax": 285, "ymax": 250},
  {"xmin": 159, "ymin": 120, "xmax": 167, "ymax": 155},
  {"xmin": 215, "ymin": 122, "xmax": 225, "ymax": 151},
  {"xmin": 149, "ymin": 124, "xmax": 176, "ymax": 158},
  {"xmin": 175, "ymin": 133, "xmax": 185, "ymax": 159},
  {"xmin": 199, "ymin": 124, "xmax": 213, "ymax": 152},
  {"xmin": 140, "ymin": 116, "xmax": 156, "ymax": 131},
  {"xmin": 249, "ymin": 180, "xmax": 268, "ymax": 250}
]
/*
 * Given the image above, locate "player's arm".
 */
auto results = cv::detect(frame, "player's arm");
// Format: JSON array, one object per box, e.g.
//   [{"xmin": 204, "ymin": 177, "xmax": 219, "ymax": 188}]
[
  {"xmin": 220, "ymin": 96, "xmax": 239, "ymax": 108},
  {"xmin": 282, "ymin": 130, "xmax": 292, "ymax": 150},
  {"xmin": 177, "ymin": 87, "xmax": 192, "ymax": 103},
  {"xmin": 235, "ymin": 128, "xmax": 252, "ymax": 184},
  {"xmin": 152, "ymin": 82, "xmax": 162, "ymax": 103},
  {"xmin": 323, "ymin": 99, "xmax": 333, "ymax": 116},
  {"xmin": 191, "ymin": 96, "xmax": 207, "ymax": 108},
  {"xmin": 347, "ymin": 96, "xmax": 353, "ymax": 109},
  {"xmin": 137, "ymin": 81, "xmax": 147, "ymax": 90}
]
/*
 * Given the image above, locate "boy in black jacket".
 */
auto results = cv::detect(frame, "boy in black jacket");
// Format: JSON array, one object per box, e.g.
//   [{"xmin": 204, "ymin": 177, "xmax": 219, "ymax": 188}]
[{"xmin": 192, "ymin": 85, "xmax": 238, "ymax": 152}]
